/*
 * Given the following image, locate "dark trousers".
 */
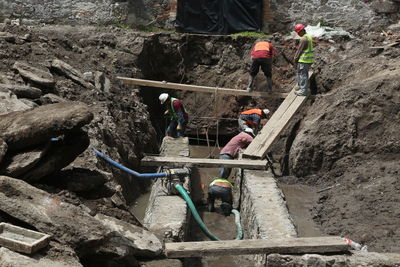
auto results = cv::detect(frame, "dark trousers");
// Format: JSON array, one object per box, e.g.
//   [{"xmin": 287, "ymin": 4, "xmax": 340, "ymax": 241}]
[{"xmin": 250, "ymin": 58, "xmax": 272, "ymax": 78}]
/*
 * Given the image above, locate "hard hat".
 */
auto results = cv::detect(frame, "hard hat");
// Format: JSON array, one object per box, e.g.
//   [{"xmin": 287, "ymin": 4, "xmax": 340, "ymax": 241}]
[
  {"xmin": 159, "ymin": 93, "xmax": 169, "ymax": 104},
  {"xmin": 295, "ymin": 24, "xmax": 305, "ymax": 33},
  {"xmin": 244, "ymin": 127, "xmax": 255, "ymax": 137},
  {"xmin": 262, "ymin": 109, "xmax": 270, "ymax": 116}
]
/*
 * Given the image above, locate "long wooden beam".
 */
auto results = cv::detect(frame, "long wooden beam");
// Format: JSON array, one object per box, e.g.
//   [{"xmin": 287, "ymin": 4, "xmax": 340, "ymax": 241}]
[
  {"xmin": 243, "ymin": 72, "xmax": 313, "ymax": 159},
  {"xmin": 117, "ymin": 77, "xmax": 288, "ymax": 99},
  {"xmin": 165, "ymin": 236, "xmax": 348, "ymax": 258},
  {"xmin": 141, "ymin": 156, "xmax": 268, "ymax": 170}
]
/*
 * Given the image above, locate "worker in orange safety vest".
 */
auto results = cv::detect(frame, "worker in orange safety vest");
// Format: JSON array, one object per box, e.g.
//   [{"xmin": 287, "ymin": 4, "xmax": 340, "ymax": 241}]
[
  {"xmin": 238, "ymin": 108, "xmax": 270, "ymax": 132},
  {"xmin": 246, "ymin": 40, "xmax": 277, "ymax": 92}
]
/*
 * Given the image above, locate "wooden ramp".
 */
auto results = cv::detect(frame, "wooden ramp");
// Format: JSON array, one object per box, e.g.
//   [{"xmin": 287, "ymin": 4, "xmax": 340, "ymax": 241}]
[
  {"xmin": 243, "ymin": 77, "xmax": 312, "ymax": 159},
  {"xmin": 165, "ymin": 236, "xmax": 348, "ymax": 258},
  {"xmin": 141, "ymin": 156, "xmax": 268, "ymax": 170},
  {"xmin": 118, "ymin": 77, "xmax": 288, "ymax": 99}
]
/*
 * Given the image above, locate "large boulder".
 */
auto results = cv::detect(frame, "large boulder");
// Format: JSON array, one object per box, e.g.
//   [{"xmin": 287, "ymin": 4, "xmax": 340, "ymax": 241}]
[
  {"xmin": 0, "ymin": 90, "xmax": 31, "ymax": 115},
  {"xmin": 95, "ymin": 214, "xmax": 162, "ymax": 258},
  {"xmin": 0, "ymin": 176, "xmax": 162, "ymax": 260},
  {"xmin": 12, "ymin": 61, "xmax": 55, "ymax": 89},
  {"xmin": 0, "ymin": 83, "xmax": 42, "ymax": 99},
  {"xmin": 0, "ymin": 102, "xmax": 93, "ymax": 151},
  {"xmin": 51, "ymin": 59, "xmax": 95, "ymax": 89},
  {"xmin": 0, "ymin": 144, "xmax": 49, "ymax": 177},
  {"xmin": 21, "ymin": 130, "xmax": 90, "ymax": 182},
  {"xmin": 0, "ymin": 247, "xmax": 82, "ymax": 267}
]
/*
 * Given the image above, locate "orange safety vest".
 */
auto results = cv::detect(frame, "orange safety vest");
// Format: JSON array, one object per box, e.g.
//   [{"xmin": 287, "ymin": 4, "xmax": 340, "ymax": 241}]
[
  {"xmin": 253, "ymin": 42, "xmax": 270, "ymax": 52},
  {"xmin": 241, "ymin": 109, "xmax": 262, "ymax": 116}
]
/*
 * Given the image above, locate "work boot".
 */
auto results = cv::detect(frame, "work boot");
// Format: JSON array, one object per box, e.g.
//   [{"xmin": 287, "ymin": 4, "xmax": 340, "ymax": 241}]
[
  {"xmin": 246, "ymin": 76, "xmax": 255, "ymax": 92},
  {"xmin": 295, "ymin": 89, "xmax": 310, "ymax": 96}
]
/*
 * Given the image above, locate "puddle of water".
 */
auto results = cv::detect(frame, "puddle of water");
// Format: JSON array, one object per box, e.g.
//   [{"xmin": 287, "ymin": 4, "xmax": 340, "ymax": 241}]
[
  {"xmin": 279, "ymin": 184, "xmax": 322, "ymax": 237},
  {"xmin": 131, "ymin": 191, "xmax": 151, "ymax": 222}
]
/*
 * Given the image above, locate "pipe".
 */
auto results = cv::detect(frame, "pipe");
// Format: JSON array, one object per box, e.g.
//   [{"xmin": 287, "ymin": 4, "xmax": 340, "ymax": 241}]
[
  {"xmin": 93, "ymin": 148, "xmax": 168, "ymax": 179},
  {"xmin": 175, "ymin": 183, "xmax": 243, "ymax": 241},
  {"xmin": 175, "ymin": 183, "xmax": 220, "ymax": 241}
]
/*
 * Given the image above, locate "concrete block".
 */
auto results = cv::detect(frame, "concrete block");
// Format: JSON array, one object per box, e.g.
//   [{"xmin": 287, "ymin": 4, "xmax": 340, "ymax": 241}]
[{"xmin": 0, "ymin": 223, "xmax": 50, "ymax": 254}]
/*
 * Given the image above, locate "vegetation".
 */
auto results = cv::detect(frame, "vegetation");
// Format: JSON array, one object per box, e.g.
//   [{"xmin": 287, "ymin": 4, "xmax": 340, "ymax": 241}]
[{"xmin": 231, "ymin": 31, "xmax": 271, "ymax": 38}]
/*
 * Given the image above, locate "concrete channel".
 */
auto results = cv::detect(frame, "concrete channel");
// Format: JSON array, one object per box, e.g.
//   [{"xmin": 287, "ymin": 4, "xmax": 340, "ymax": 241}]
[{"xmin": 142, "ymin": 136, "xmax": 302, "ymax": 266}]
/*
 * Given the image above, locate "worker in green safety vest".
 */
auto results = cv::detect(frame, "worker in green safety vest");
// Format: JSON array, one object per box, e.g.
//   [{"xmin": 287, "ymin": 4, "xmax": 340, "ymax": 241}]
[
  {"xmin": 159, "ymin": 93, "xmax": 188, "ymax": 138},
  {"xmin": 293, "ymin": 24, "xmax": 315, "ymax": 96},
  {"xmin": 207, "ymin": 178, "xmax": 233, "ymax": 216}
]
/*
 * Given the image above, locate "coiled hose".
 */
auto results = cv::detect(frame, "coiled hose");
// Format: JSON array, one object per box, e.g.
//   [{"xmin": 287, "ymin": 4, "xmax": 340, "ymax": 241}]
[{"xmin": 175, "ymin": 183, "xmax": 243, "ymax": 241}]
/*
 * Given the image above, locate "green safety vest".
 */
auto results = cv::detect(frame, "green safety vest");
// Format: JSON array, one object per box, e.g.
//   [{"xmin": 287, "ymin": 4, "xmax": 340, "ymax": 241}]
[
  {"xmin": 298, "ymin": 33, "xmax": 315, "ymax": 64},
  {"xmin": 168, "ymin": 97, "xmax": 179, "ymax": 120},
  {"xmin": 209, "ymin": 178, "xmax": 233, "ymax": 187}
]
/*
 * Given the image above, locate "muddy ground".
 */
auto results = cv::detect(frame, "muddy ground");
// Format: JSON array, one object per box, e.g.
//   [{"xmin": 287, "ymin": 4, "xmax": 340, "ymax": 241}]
[{"xmin": 0, "ymin": 22, "xmax": 399, "ymax": 262}]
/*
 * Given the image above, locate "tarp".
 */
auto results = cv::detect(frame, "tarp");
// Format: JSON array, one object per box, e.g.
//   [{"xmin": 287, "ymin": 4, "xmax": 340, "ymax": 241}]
[{"xmin": 176, "ymin": 0, "xmax": 262, "ymax": 35}]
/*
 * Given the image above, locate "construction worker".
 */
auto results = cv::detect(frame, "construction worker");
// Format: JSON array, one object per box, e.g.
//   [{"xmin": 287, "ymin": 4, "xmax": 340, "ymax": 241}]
[
  {"xmin": 238, "ymin": 108, "xmax": 270, "ymax": 133},
  {"xmin": 159, "ymin": 93, "xmax": 188, "ymax": 138},
  {"xmin": 247, "ymin": 39, "xmax": 277, "ymax": 92},
  {"xmin": 218, "ymin": 128, "xmax": 254, "ymax": 178},
  {"xmin": 207, "ymin": 178, "xmax": 233, "ymax": 216},
  {"xmin": 293, "ymin": 24, "xmax": 315, "ymax": 96}
]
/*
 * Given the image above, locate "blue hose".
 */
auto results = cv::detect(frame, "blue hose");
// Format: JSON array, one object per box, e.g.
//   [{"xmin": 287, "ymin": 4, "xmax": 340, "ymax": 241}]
[{"xmin": 93, "ymin": 148, "xmax": 168, "ymax": 178}]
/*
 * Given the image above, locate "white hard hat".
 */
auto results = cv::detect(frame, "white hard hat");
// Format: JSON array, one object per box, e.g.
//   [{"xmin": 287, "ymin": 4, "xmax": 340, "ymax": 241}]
[
  {"xmin": 159, "ymin": 93, "xmax": 169, "ymax": 104},
  {"xmin": 263, "ymin": 109, "xmax": 270, "ymax": 116},
  {"xmin": 244, "ymin": 127, "xmax": 255, "ymax": 137}
]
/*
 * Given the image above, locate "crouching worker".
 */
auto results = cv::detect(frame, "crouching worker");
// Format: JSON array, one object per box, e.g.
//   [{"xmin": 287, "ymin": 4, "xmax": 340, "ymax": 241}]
[
  {"xmin": 159, "ymin": 93, "xmax": 188, "ymax": 138},
  {"xmin": 207, "ymin": 178, "xmax": 233, "ymax": 216}
]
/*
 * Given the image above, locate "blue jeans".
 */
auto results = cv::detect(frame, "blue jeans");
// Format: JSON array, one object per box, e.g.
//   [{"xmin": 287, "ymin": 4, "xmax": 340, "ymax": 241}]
[
  {"xmin": 218, "ymin": 154, "xmax": 233, "ymax": 178},
  {"xmin": 166, "ymin": 119, "xmax": 187, "ymax": 138},
  {"xmin": 296, "ymin": 63, "xmax": 312, "ymax": 94}
]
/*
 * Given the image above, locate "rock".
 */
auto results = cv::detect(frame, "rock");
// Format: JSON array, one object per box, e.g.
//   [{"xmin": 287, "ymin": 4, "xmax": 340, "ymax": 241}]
[
  {"xmin": 0, "ymin": 144, "xmax": 50, "ymax": 177},
  {"xmin": 94, "ymin": 71, "xmax": 111, "ymax": 93},
  {"xmin": 51, "ymin": 59, "xmax": 95, "ymax": 89},
  {"xmin": 0, "ymin": 83, "xmax": 42, "ymax": 99},
  {"xmin": 0, "ymin": 90, "xmax": 32, "ymax": 115},
  {"xmin": 12, "ymin": 61, "xmax": 55, "ymax": 89},
  {"xmin": 0, "ymin": 138, "xmax": 7, "ymax": 164},
  {"xmin": 40, "ymin": 93, "xmax": 68, "ymax": 104},
  {"xmin": 0, "ymin": 247, "xmax": 82, "ymax": 267},
  {"xmin": 0, "ymin": 102, "xmax": 93, "ymax": 151},
  {"xmin": 52, "ymin": 168, "xmax": 108, "ymax": 192},
  {"xmin": 0, "ymin": 176, "xmax": 160, "ymax": 261},
  {"xmin": 139, "ymin": 259, "xmax": 182, "ymax": 267},
  {"xmin": 95, "ymin": 213, "xmax": 162, "ymax": 257},
  {"xmin": 18, "ymin": 98, "xmax": 39, "ymax": 108},
  {"xmin": 371, "ymin": 0, "xmax": 399, "ymax": 13},
  {"xmin": 21, "ymin": 130, "xmax": 90, "ymax": 182},
  {"xmin": 0, "ymin": 32, "xmax": 16, "ymax": 43}
]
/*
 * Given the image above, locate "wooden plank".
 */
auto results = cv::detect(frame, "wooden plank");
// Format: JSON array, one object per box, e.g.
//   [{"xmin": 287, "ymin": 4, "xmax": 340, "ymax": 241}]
[
  {"xmin": 141, "ymin": 156, "xmax": 268, "ymax": 170},
  {"xmin": 165, "ymin": 236, "xmax": 348, "ymax": 258},
  {"xmin": 117, "ymin": 77, "xmax": 288, "ymax": 99},
  {"xmin": 243, "ymin": 72, "xmax": 313, "ymax": 159}
]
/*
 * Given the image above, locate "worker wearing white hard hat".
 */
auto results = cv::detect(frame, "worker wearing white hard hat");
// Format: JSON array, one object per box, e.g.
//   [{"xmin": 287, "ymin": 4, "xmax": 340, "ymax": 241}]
[
  {"xmin": 238, "ymin": 108, "xmax": 270, "ymax": 133},
  {"xmin": 159, "ymin": 93, "xmax": 188, "ymax": 138}
]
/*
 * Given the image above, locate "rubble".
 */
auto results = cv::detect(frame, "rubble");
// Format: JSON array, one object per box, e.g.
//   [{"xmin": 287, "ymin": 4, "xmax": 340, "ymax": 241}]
[
  {"xmin": 0, "ymin": 83, "xmax": 42, "ymax": 99},
  {"xmin": 12, "ymin": 61, "xmax": 55, "ymax": 89},
  {"xmin": 51, "ymin": 59, "xmax": 95, "ymax": 89}
]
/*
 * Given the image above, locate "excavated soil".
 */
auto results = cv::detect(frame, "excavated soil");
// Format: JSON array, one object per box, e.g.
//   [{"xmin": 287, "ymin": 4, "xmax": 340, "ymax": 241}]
[{"xmin": 1, "ymin": 23, "xmax": 399, "ymax": 261}]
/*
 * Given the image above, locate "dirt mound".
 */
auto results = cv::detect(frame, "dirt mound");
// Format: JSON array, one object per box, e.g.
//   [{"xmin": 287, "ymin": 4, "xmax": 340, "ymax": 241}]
[{"xmin": 289, "ymin": 40, "xmax": 400, "ymax": 252}]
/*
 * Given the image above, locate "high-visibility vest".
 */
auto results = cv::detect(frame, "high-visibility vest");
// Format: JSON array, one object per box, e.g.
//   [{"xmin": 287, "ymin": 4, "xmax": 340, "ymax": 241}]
[
  {"xmin": 241, "ymin": 109, "xmax": 262, "ymax": 116},
  {"xmin": 209, "ymin": 178, "xmax": 233, "ymax": 187},
  {"xmin": 254, "ymin": 42, "xmax": 270, "ymax": 52},
  {"xmin": 298, "ymin": 33, "xmax": 315, "ymax": 64},
  {"xmin": 168, "ymin": 97, "xmax": 179, "ymax": 120}
]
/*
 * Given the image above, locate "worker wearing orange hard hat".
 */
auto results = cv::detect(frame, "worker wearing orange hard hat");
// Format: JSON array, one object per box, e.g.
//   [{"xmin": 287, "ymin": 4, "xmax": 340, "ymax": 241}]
[{"xmin": 293, "ymin": 24, "xmax": 315, "ymax": 96}]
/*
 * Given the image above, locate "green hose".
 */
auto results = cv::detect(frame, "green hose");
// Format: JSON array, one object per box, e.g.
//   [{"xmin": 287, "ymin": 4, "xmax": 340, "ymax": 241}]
[{"xmin": 174, "ymin": 183, "xmax": 243, "ymax": 241}]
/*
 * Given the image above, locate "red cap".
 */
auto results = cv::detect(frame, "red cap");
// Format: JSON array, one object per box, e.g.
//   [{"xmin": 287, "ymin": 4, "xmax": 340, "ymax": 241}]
[{"xmin": 295, "ymin": 24, "xmax": 305, "ymax": 33}]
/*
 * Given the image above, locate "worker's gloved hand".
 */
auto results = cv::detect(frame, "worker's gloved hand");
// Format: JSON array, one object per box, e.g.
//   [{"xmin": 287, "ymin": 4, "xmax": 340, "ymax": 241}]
[{"xmin": 176, "ymin": 124, "xmax": 182, "ymax": 131}]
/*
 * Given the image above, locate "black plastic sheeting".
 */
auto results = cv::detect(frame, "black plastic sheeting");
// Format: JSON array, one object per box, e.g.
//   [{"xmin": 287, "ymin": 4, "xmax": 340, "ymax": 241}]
[{"xmin": 176, "ymin": 0, "xmax": 263, "ymax": 35}]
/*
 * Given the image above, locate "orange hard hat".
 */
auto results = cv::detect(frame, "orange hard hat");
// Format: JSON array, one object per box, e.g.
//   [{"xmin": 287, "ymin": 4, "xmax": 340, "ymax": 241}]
[{"xmin": 295, "ymin": 24, "xmax": 305, "ymax": 33}]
